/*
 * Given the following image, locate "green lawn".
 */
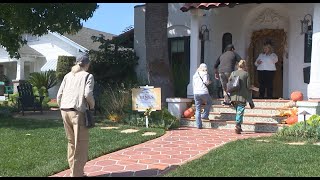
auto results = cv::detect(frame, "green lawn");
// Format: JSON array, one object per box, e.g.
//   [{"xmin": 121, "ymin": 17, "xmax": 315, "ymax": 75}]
[
  {"xmin": 0, "ymin": 117, "xmax": 165, "ymax": 177},
  {"xmin": 165, "ymin": 136, "xmax": 320, "ymax": 177}
]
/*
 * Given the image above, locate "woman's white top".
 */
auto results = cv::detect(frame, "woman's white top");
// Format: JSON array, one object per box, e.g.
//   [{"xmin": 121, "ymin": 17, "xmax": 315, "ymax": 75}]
[
  {"xmin": 254, "ymin": 53, "xmax": 278, "ymax": 71},
  {"xmin": 193, "ymin": 70, "xmax": 210, "ymax": 95}
]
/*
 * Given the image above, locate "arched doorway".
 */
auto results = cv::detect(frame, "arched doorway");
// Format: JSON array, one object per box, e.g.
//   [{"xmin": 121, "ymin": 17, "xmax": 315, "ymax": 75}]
[{"xmin": 247, "ymin": 29, "xmax": 287, "ymax": 98}]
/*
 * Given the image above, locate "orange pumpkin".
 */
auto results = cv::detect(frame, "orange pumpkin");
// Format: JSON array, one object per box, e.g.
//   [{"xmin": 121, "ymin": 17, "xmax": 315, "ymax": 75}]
[
  {"xmin": 286, "ymin": 115, "xmax": 298, "ymax": 125},
  {"xmin": 183, "ymin": 108, "xmax": 195, "ymax": 118},
  {"xmin": 290, "ymin": 91, "xmax": 303, "ymax": 101}
]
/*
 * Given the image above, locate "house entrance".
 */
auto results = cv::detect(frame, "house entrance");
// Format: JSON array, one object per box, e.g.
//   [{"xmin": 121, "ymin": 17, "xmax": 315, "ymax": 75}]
[{"xmin": 248, "ymin": 29, "xmax": 286, "ymax": 99}]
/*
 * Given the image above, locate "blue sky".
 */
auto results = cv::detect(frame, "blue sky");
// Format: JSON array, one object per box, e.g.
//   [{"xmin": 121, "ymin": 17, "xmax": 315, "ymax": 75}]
[{"xmin": 82, "ymin": 3, "xmax": 144, "ymax": 35}]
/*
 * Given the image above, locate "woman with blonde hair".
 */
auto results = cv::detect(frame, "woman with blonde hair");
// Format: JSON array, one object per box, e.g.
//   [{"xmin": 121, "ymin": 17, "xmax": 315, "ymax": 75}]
[
  {"xmin": 57, "ymin": 54, "xmax": 95, "ymax": 177},
  {"xmin": 229, "ymin": 60, "xmax": 254, "ymax": 134},
  {"xmin": 192, "ymin": 63, "xmax": 212, "ymax": 129},
  {"xmin": 254, "ymin": 43, "xmax": 278, "ymax": 99}
]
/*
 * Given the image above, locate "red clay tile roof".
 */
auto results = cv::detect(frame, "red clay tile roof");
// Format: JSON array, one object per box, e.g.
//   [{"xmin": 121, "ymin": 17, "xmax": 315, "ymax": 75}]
[{"xmin": 180, "ymin": 3, "xmax": 238, "ymax": 12}]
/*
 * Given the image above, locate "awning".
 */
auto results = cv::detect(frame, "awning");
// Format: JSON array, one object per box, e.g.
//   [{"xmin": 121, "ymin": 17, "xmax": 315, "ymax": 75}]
[
  {"xmin": 180, "ymin": 3, "xmax": 240, "ymax": 12},
  {"xmin": 40, "ymin": 59, "xmax": 58, "ymax": 72}
]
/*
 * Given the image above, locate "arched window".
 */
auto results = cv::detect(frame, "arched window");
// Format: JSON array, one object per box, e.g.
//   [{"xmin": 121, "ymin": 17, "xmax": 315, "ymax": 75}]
[{"xmin": 222, "ymin": 33, "xmax": 232, "ymax": 53}]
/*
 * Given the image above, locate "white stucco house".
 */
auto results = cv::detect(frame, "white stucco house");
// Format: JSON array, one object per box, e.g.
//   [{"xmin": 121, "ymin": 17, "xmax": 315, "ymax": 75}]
[
  {"xmin": 134, "ymin": 3, "xmax": 320, "ymax": 101},
  {"xmin": 0, "ymin": 27, "xmax": 114, "ymax": 98}
]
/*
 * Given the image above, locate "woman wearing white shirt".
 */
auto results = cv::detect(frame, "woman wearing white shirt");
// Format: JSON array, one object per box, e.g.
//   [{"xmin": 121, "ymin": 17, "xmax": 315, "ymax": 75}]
[{"xmin": 254, "ymin": 44, "xmax": 278, "ymax": 99}]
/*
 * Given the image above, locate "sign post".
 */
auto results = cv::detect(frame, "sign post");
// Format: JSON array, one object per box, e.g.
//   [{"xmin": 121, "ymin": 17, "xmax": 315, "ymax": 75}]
[{"xmin": 132, "ymin": 85, "xmax": 161, "ymax": 128}]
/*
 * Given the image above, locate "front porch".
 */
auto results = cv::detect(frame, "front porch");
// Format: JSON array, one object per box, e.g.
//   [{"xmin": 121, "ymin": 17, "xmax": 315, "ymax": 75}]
[{"xmin": 177, "ymin": 3, "xmax": 320, "ymax": 101}]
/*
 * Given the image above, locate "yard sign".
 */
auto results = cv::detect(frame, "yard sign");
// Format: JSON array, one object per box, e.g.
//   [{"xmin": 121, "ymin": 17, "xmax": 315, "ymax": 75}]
[{"xmin": 132, "ymin": 85, "xmax": 161, "ymax": 128}]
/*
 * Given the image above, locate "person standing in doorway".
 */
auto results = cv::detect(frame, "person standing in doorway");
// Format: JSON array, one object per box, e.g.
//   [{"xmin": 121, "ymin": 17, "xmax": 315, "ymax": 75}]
[
  {"xmin": 193, "ymin": 63, "xmax": 213, "ymax": 129},
  {"xmin": 214, "ymin": 44, "xmax": 242, "ymax": 105},
  {"xmin": 57, "ymin": 54, "xmax": 95, "ymax": 177},
  {"xmin": 254, "ymin": 43, "xmax": 278, "ymax": 99},
  {"xmin": 229, "ymin": 60, "xmax": 254, "ymax": 134}
]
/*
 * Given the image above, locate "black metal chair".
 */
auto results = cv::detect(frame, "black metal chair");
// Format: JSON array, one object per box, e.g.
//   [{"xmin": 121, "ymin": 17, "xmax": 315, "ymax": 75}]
[{"xmin": 17, "ymin": 83, "xmax": 44, "ymax": 116}]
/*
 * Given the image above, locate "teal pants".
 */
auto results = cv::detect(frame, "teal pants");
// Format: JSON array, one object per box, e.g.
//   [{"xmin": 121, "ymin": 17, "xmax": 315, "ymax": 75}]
[{"xmin": 234, "ymin": 102, "xmax": 245, "ymax": 124}]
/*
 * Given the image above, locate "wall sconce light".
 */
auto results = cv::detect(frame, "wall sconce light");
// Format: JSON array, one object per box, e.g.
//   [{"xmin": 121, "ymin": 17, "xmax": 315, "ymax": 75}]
[
  {"xmin": 199, "ymin": 25, "xmax": 209, "ymax": 41},
  {"xmin": 301, "ymin": 14, "xmax": 313, "ymax": 35}
]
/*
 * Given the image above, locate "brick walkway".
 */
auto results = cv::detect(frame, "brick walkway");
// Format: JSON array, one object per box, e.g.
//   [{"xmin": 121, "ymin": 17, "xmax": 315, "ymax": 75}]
[{"xmin": 51, "ymin": 127, "xmax": 272, "ymax": 177}]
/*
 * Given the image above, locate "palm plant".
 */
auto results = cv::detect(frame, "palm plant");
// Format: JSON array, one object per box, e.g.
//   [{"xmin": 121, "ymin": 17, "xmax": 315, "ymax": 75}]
[{"xmin": 28, "ymin": 70, "xmax": 58, "ymax": 93}]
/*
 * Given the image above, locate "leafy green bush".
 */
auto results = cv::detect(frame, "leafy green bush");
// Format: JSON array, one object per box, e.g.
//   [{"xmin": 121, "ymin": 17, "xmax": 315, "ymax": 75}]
[
  {"xmin": 89, "ymin": 34, "xmax": 139, "ymax": 85},
  {"xmin": 0, "ymin": 102, "xmax": 18, "ymax": 117},
  {"xmin": 28, "ymin": 70, "xmax": 58, "ymax": 93},
  {"xmin": 121, "ymin": 108, "xmax": 180, "ymax": 130},
  {"xmin": 32, "ymin": 86, "xmax": 50, "ymax": 110},
  {"xmin": 56, "ymin": 56, "xmax": 76, "ymax": 81},
  {"xmin": 149, "ymin": 107, "xmax": 180, "ymax": 130},
  {"xmin": 275, "ymin": 114, "xmax": 320, "ymax": 140}
]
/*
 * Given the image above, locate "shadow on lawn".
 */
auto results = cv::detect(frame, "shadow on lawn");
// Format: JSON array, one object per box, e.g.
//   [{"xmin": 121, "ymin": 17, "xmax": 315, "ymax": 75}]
[{"xmin": 0, "ymin": 117, "xmax": 63, "ymax": 130}]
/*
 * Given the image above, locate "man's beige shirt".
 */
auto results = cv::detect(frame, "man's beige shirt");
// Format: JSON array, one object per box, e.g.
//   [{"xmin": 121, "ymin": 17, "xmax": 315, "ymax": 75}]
[{"xmin": 57, "ymin": 71, "xmax": 95, "ymax": 112}]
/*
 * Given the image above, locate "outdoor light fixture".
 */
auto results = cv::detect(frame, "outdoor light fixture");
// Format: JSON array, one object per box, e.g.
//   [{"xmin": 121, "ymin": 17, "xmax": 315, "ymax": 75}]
[
  {"xmin": 301, "ymin": 14, "xmax": 313, "ymax": 35},
  {"xmin": 299, "ymin": 110, "xmax": 311, "ymax": 130},
  {"xmin": 199, "ymin": 25, "xmax": 209, "ymax": 41}
]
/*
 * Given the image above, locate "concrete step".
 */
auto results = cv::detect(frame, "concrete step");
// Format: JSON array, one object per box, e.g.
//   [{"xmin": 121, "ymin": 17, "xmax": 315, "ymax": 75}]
[
  {"xmin": 208, "ymin": 112, "xmax": 286, "ymax": 123},
  {"xmin": 211, "ymin": 105, "xmax": 291, "ymax": 115},
  {"xmin": 180, "ymin": 118, "xmax": 288, "ymax": 133},
  {"xmin": 211, "ymin": 98, "xmax": 291, "ymax": 108}
]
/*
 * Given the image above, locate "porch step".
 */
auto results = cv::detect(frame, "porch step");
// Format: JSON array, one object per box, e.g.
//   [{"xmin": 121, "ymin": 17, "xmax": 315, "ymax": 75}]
[
  {"xmin": 181, "ymin": 98, "xmax": 293, "ymax": 132},
  {"xmin": 180, "ymin": 118, "xmax": 288, "ymax": 133},
  {"xmin": 211, "ymin": 98, "xmax": 291, "ymax": 108},
  {"xmin": 209, "ymin": 112, "xmax": 286, "ymax": 123},
  {"xmin": 211, "ymin": 105, "xmax": 291, "ymax": 114}
]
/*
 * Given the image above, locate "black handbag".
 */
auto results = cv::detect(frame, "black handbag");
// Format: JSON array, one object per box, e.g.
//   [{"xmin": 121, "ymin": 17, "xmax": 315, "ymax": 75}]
[
  {"xmin": 85, "ymin": 109, "xmax": 95, "ymax": 128},
  {"xmin": 226, "ymin": 73, "xmax": 240, "ymax": 93},
  {"xmin": 84, "ymin": 74, "xmax": 95, "ymax": 128}
]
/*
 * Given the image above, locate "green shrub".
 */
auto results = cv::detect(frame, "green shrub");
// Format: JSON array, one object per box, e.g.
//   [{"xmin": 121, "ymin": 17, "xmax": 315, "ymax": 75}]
[
  {"xmin": 56, "ymin": 56, "xmax": 76, "ymax": 81},
  {"xmin": 89, "ymin": 34, "xmax": 138, "ymax": 85},
  {"xmin": 8, "ymin": 93, "xmax": 19, "ymax": 108},
  {"xmin": 28, "ymin": 70, "xmax": 58, "ymax": 93},
  {"xmin": 275, "ymin": 114, "xmax": 320, "ymax": 140},
  {"xmin": 0, "ymin": 102, "xmax": 18, "ymax": 117},
  {"xmin": 121, "ymin": 108, "xmax": 179, "ymax": 130}
]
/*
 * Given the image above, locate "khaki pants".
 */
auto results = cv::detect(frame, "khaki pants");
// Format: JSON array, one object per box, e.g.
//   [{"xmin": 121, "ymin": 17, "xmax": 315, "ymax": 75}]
[
  {"xmin": 219, "ymin": 72, "xmax": 231, "ymax": 103},
  {"xmin": 61, "ymin": 110, "xmax": 89, "ymax": 177}
]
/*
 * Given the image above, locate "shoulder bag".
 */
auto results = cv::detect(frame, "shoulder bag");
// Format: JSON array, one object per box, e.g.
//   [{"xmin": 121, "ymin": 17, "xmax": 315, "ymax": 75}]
[
  {"xmin": 84, "ymin": 73, "xmax": 95, "ymax": 128},
  {"xmin": 226, "ymin": 72, "xmax": 240, "ymax": 93}
]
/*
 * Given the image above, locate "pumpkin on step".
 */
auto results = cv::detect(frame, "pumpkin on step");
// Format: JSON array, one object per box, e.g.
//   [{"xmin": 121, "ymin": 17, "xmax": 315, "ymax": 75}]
[
  {"xmin": 183, "ymin": 107, "xmax": 195, "ymax": 118},
  {"xmin": 286, "ymin": 115, "xmax": 298, "ymax": 125},
  {"xmin": 290, "ymin": 91, "xmax": 303, "ymax": 102}
]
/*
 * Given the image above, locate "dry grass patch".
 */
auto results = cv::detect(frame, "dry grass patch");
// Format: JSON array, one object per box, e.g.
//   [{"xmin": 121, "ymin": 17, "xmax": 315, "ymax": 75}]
[
  {"xmin": 142, "ymin": 132, "xmax": 157, "ymax": 136},
  {"xmin": 120, "ymin": 129, "xmax": 139, "ymax": 133},
  {"xmin": 100, "ymin": 127, "xmax": 119, "ymax": 130}
]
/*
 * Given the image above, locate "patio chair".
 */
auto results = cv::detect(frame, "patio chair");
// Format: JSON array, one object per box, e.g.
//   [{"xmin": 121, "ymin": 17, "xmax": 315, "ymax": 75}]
[
  {"xmin": 5, "ymin": 85, "xmax": 14, "ymax": 94},
  {"xmin": 17, "ymin": 83, "xmax": 44, "ymax": 116}
]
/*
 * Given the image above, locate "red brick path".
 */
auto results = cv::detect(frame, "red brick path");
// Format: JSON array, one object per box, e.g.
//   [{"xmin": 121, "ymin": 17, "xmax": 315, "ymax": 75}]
[{"xmin": 51, "ymin": 127, "xmax": 272, "ymax": 177}]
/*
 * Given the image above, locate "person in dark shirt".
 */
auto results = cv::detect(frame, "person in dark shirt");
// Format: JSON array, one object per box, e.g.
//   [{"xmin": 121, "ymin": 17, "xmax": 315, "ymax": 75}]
[{"xmin": 214, "ymin": 44, "xmax": 242, "ymax": 105}]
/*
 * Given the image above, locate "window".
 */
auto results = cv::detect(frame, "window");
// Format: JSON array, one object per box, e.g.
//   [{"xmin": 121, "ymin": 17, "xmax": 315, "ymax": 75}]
[
  {"xmin": 25, "ymin": 34, "xmax": 39, "ymax": 42},
  {"xmin": 222, "ymin": 33, "xmax": 232, "ymax": 53},
  {"xmin": 304, "ymin": 25, "xmax": 312, "ymax": 63},
  {"xmin": 303, "ymin": 66, "xmax": 310, "ymax": 84}
]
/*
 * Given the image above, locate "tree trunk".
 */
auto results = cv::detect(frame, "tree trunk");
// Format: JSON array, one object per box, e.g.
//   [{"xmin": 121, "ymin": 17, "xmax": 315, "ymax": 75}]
[{"xmin": 145, "ymin": 3, "xmax": 174, "ymax": 106}]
